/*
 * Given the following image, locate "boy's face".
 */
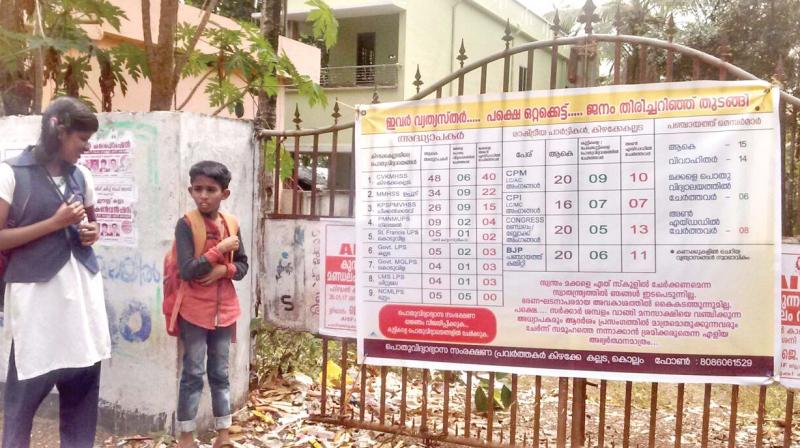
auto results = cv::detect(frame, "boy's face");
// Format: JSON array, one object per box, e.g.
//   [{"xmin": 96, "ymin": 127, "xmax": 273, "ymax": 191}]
[{"xmin": 189, "ymin": 175, "xmax": 230, "ymax": 215}]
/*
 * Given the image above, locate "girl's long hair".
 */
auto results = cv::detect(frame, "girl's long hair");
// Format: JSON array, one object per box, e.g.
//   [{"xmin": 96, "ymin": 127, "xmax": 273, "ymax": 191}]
[{"xmin": 34, "ymin": 97, "xmax": 99, "ymax": 164}]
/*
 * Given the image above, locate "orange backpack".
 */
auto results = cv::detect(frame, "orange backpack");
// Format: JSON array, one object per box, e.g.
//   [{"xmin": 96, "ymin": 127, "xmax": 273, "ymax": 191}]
[{"xmin": 162, "ymin": 210, "xmax": 239, "ymax": 336}]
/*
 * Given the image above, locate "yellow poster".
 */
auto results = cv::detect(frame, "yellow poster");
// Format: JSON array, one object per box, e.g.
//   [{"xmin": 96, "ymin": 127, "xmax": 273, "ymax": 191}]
[{"xmin": 355, "ymin": 81, "xmax": 780, "ymax": 384}]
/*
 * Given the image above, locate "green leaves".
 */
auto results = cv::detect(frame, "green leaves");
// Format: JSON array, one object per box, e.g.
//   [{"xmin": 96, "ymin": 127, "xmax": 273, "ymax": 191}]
[
  {"xmin": 110, "ymin": 43, "xmax": 149, "ymax": 81},
  {"xmin": 305, "ymin": 0, "xmax": 338, "ymax": 50},
  {"xmin": 263, "ymin": 138, "xmax": 295, "ymax": 181},
  {"xmin": 473, "ymin": 373, "xmax": 514, "ymax": 413}
]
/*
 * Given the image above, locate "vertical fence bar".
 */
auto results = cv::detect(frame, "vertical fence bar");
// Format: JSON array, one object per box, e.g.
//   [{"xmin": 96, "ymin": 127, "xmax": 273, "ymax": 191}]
[
  {"xmin": 310, "ymin": 134, "xmax": 319, "ymax": 216},
  {"xmin": 613, "ymin": 42, "xmax": 621, "ymax": 85},
  {"xmin": 443, "ymin": 371, "xmax": 450, "ymax": 436},
  {"xmin": 791, "ymin": 107, "xmax": 798, "ymax": 235},
  {"xmin": 436, "ymin": 87, "xmax": 442, "ymax": 99},
  {"xmin": 339, "ymin": 340, "xmax": 347, "ymax": 417},
  {"xmin": 421, "ymin": 369, "xmax": 430, "ymax": 433},
  {"xmin": 780, "ymin": 99, "xmax": 789, "ymax": 235},
  {"xmin": 701, "ymin": 383, "xmax": 711, "ymax": 447},
  {"xmin": 510, "ymin": 374, "xmax": 518, "ymax": 445},
  {"xmin": 348, "ymin": 128, "xmax": 355, "ymax": 217},
  {"xmin": 465, "ymin": 372, "xmax": 473, "ymax": 438},
  {"xmin": 598, "ymin": 380, "xmax": 607, "ymax": 447},
  {"xmin": 358, "ymin": 364, "xmax": 367, "ymax": 422},
  {"xmin": 571, "ymin": 379, "xmax": 586, "ymax": 447},
  {"xmin": 327, "ymin": 130, "xmax": 338, "ymax": 217},
  {"xmin": 272, "ymin": 138, "xmax": 281, "ymax": 214},
  {"xmin": 728, "ymin": 384, "xmax": 739, "ymax": 448},
  {"xmin": 458, "ymin": 74, "xmax": 465, "ymax": 96},
  {"xmin": 648, "ymin": 383, "xmax": 658, "ymax": 448},
  {"xmin": 550, "ymin": 42, "xmax": 559, "ymax": 89},
  {"xmin": 503, "ymin": 54, "xmax": 511, "ymax": 92},
  {"xmin": 666, "ymin": 48, "xmax": 674, "ymax": 82},
  {"xmin": 487, "ymin": 372, "xmax": 496, "ymax": 443},
  {"xmin": 320, "ymin": 337, "xmax": 328, "ymax": 415},
  {"xmin": 556, "ymin": 377, "xmax": 569, "ymax": 448},
  {"xmin": 784, "ymin": 389, "xmax": 795, "ymax": 448},
  {"xmin": 638, "ymin": 44, "xmax": 647, "ymax": 83},
  {"xmin": 379, "ymin": 366, "xmax": 387, "ymax": 424},
  {"xmin": 480, "ymin": 65, "xmax": 488, "ymax": 94},
  {"xmin": 674, "ymin": 383, "xmax": 685, "ymax": 448},
  {"xmin": 623, "ymin": 381, "xmax": 632, "ymax": 448},
  {"xmin": 400, "ymin": 367, "xmax": 408, "ymax": 427},
  {"xmin": 526, "ymin": 49, "xmax": 534, "ymax": 90},
  {"xmin": 756, "ymin": 385, "xmax": 767, "ymax": 448},
  {"xmin": 291, "ymin": 136, "xmax": 300, "ymax": 215},
  {"xmin": 692, "ymin": 58, "xmax": 701, "ymax": 80},
  {"xmin": 533, "ymin": 376, "xmax": 542, "ymax": 448}
]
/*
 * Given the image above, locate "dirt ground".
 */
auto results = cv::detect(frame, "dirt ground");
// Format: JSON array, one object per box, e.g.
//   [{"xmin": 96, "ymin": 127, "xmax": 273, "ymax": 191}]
[{"xmin": 0, "ymin": 412, "xmax": 112, "ymax": 447}]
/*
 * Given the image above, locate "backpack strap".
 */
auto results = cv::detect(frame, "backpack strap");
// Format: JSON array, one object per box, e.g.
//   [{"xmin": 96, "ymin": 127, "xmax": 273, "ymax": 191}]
[
  {"xmin": 219, "ymin": 212, "xmax": 239, "ymax": 263},
  {"xmin": 184, "ymin": 209, "xmax": 206, "ymax": 258},
  {"xmin": 219, "ymin": 212, "xmax": 239, "ymax": 237}
]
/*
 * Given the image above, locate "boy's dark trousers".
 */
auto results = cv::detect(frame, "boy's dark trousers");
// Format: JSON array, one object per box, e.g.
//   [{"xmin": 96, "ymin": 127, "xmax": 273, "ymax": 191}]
[{"xmin": 2, "ymin": 344, "xmax": 101, "ymax": 448}]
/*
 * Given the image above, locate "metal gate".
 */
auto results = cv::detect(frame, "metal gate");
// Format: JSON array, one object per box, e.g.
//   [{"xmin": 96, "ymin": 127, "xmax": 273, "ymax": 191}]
[{"xmin": 257, "ymin": 3, "xmax": 800, "ymax": 446}]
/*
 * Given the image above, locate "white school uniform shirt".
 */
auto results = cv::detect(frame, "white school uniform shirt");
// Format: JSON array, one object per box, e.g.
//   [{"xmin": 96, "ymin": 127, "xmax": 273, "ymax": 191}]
[{"xmin": 0, "ymin": 163, "xmax": 111, "ymax": 380}]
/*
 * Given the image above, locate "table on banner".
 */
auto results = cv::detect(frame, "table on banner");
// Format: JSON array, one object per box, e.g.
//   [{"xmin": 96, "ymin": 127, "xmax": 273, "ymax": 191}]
[{"xmin": 355, "ymin": 81, "xmax": 781, "ymax": 383}]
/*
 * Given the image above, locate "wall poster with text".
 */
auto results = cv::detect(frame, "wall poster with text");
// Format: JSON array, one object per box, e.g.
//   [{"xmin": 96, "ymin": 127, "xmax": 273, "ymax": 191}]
[
  {"xmin": 319, "ymin": 219, "xmax": 356, "ymax": 337},
  {"xmin": 355, "ymin": 81, "xmax": 780, "ymax": 384},
  {"xmin": 83, "ymin": 129, "xmax": 137, "ymax": 247}
]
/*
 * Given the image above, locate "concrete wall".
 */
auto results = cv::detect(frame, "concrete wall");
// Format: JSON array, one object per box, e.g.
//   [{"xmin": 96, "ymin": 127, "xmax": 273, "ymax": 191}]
[
  {"xmin": 263, "ymin": 220, "xmax": 323, "ymax": 332},
  {"xmin": 0, "ymin": 112, "xmax": 256, "ymax": 434}
]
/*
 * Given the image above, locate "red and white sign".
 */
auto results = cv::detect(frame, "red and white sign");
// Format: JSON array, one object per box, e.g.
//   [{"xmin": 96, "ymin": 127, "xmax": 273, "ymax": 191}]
[
  {"xmin": 782, "ymin": 244, "xmax": 800, "ymax": 387},
  {"xmin": 319, "ymin": 220, "xmax": 356, "ymax": 337}
]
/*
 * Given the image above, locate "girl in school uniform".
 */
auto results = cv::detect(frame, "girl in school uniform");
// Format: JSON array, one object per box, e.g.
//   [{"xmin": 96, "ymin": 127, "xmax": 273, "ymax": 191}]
[{"xmin": 0, "ymin": 97, "xmax": 110, "ymax": 447}]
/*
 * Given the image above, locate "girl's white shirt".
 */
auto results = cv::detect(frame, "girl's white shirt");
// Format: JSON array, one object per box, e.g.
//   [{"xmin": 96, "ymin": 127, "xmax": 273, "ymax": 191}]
[{"xmin": 0, "ymin": 163, "xmax": 111, "ymax": 380}]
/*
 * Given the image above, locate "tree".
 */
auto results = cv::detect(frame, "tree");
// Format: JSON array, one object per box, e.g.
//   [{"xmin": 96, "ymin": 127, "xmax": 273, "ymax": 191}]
[
  {"xmin": 0, "ymin": 0, "xmax": 139, "ymax": 114},
  {"xmin": 185, "ymin": 0, "xmax": 257, "ymax": 22},
  {"xmin": 256, "ymin": 0, "xmax": 337, "ymax": 129},
  {"xmin": 142, "ymin": 0, "xmax": 336, "ymax": 117},
  {"xmin": 679, "ymin": 0, "xmax": 800, "ymax": 94},
  {"xmin": 140, "ymin": 0, "xmax": 220, "ymax": 110}
]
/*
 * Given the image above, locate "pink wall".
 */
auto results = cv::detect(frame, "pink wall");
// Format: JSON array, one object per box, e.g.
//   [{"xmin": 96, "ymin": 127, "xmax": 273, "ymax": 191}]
[{"xmin": 42, "ymin": 0, "xmax": 320, "ymax": 122}]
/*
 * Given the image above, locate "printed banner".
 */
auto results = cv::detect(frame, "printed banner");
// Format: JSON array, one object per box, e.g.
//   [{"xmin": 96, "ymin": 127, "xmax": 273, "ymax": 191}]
[
  {"xmin": 83, "ymin": 130, "xmax": 137, "ymax": 247},
  {"xmin": 355, "ymin": 81, "xmax": 781, "ymax": 383},
  {"xmin": 319, "ymin": 220, "xmax": 357, "ymax": 337},
  {"xmin": 782, "ymin": 244, "xmax": 800, "ymax": 388}
]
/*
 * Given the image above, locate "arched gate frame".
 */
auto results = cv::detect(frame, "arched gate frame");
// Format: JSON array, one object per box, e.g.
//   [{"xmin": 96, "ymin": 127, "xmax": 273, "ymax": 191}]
[{"xmin": 257, "ymin": 8, "xmax": 800, "ymax": 447}]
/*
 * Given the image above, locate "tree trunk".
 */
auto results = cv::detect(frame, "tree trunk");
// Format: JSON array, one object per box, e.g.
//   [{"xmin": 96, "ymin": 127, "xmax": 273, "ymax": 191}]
[
  {"xmin": 0, "ymin": 0, "xmax": 29, "ymax": 116},
  {"xmin": 147, "ymin": 0, "xmax": 179, "ymax": 110},
  {"xmin": 257, "ymin": 0, "xmax": 282, "ymax": 129}
]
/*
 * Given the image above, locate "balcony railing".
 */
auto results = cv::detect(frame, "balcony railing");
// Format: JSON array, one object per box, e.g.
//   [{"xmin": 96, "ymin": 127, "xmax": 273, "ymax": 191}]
[{"xmin": 320, "ymin": 64, "xmax": 400, "ymax": 88}]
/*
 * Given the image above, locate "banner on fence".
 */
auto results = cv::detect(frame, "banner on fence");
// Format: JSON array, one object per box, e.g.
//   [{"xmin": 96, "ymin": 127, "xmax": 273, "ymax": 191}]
[
  {"xmin": 354, "ymin": 80, "xmax": 781, "ymax": 383},
  {"xmin": 782, "ymin": 244, "xmax": 800, "ymax": 388},
  {"xmin": 319, "ymin": 220, "xmax": 357, "ymax": 337}
]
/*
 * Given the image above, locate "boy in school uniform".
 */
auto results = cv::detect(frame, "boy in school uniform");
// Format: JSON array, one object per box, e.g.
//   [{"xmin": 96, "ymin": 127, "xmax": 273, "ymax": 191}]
[{"xmin": 172, "ymin": 161, "xmax": 248, "ymax": 448}]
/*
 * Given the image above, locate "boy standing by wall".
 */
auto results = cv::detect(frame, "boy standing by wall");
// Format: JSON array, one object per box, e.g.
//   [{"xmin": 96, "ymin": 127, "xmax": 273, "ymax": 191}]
[{"xmin": 173, "ymin": 161, "xmax": 248, "ymax": 448}]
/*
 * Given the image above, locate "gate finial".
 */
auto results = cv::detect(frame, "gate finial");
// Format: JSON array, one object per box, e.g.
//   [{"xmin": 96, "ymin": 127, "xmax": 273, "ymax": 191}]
[
  {"xmin": 457, "ymin": 38, "xmax": 468, "ymax": 68},
  {"xmin": 666, "ymin": 13, "xmax": 677, "ymax": 42},
  {"xmin": 774, "ymin": 55, "xmax": 786, "ymax": 86},
  {"xmin": 503, "ymin": 19, "xmax": 513, "ymax": 49},
  {"xmin": 551, "ymin": 9, "xmax": 561, "ymax": 36},
  {"xmin": 331, "ymin": 99, "xmax": 341, "ymax": 124},
  {"xmin": 413, "ymin": 64, "xmax": 424, "ymax": 94},
  {"xmin": 578, "ymin": 0, "xmax": 599, "ymax": 35},
  {"xmin": 717, "ymin": 37, "xmax": 732, "ymax": 64},
  {"xmin": 371, "ymin": 87, "xmax": 380, "ymax": 104},
  {"xmin": 293, "ymin": 104, "xmax": 302, "ymax": 130}
]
